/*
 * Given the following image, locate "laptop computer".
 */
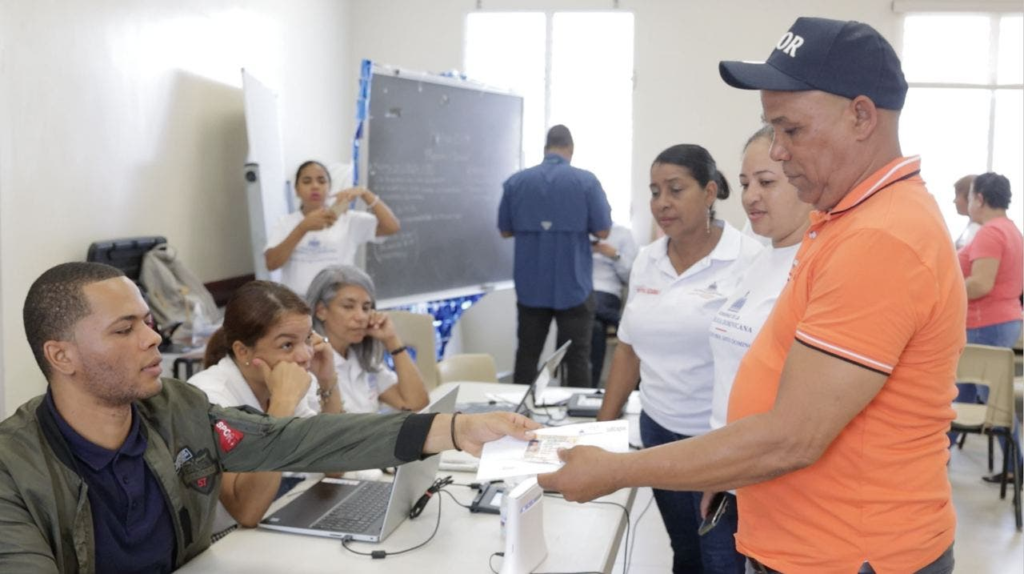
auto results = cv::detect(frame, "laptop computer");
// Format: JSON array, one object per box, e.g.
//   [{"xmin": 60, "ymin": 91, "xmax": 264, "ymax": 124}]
[
  {"xmin": 258, "ymin": 386, "xmax": 458, "ymax": 542},
  {"xmin": 455, "ymin": 340, "xmax": 571, "ymax": 416}
]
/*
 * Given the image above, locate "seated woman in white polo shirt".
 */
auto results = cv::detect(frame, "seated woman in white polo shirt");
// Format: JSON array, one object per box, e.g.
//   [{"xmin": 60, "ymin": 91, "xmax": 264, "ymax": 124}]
[
  {"xmin": 188, "ymin": 280, "xmax": 342, "ymax": 530},
  {"xmin": 264, "ymin": 160, "xmax": 401, "ymax": 297},
  {"xmin": 306, "ymin": 265, "xmax": 430, "ymax": 413},
  {"xmin": 701, "ymin": 126, "xmax": 813, "ymax": 540},
  {"xmin": 596, "ymin": 144, "xmax": 762, "ymax": 574}
]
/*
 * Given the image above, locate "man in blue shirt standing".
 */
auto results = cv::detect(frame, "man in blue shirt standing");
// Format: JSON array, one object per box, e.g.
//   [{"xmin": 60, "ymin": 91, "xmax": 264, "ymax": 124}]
[{"xmin": 498, "ymin": 125, "xmax": 612, "ymax": 388}]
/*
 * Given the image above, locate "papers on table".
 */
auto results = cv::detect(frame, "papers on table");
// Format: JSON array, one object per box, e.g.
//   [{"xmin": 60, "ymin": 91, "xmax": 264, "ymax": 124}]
[{"xmin": 475, "ymin": 420, "xmax": 630, "ymax": 482}]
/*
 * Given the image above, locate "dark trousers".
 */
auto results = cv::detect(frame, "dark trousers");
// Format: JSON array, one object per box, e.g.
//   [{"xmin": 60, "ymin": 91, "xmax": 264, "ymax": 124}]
[
  {"xmin": 641, "ymin": 411, "xmax": 745, "ymax": 574},
  {"xmin": 590, "ymin": 291, "xmax": 623, "ymax": 388},
  {"xmin": 514, "ymin": 296, "xmax": 595, "ymax": 388}
]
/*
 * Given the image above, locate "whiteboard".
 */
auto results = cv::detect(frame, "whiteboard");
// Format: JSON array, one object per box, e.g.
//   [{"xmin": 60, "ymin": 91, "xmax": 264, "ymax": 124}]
[{"xmin": 241, "ymin": 68, "xmax": 289, "ymax": 281}]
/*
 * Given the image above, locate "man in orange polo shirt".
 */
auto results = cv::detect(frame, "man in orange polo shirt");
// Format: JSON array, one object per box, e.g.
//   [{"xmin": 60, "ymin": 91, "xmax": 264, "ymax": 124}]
[{"xmin": 538, "ymin": 17, "xmax": 964, "ymax": 574}]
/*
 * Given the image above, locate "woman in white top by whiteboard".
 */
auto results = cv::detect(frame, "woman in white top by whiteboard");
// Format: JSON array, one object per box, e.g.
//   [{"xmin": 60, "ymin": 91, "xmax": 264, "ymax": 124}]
[
  {"xmin": 306, "ymin": 265, "xmax": 430, "ymax": 413},
  {"xmin": 596, "ymin": 144, "xmax": 762, "ymax": 574},
  {"xmin": 701, "ymin": 126, "xmax": 812, "ymax": 536},
  {"xmin": 188, "ymin": 280, "xmax": 343, "ymax": 530},
  {"xmin": 265, "ymin": 160, "xmax": 401, "ymax": 296}
]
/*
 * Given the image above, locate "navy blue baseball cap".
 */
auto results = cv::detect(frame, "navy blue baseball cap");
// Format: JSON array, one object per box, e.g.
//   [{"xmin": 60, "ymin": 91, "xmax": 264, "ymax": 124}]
[{"xmin": 719, "ymin": 17, "xmax": 908, "ymax": 110}]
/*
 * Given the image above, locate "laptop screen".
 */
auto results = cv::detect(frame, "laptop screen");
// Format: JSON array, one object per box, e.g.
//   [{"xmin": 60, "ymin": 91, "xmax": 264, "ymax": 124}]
[{"xmin": 512, "ymin": 340, "xmax": 570, "ymax": 414}]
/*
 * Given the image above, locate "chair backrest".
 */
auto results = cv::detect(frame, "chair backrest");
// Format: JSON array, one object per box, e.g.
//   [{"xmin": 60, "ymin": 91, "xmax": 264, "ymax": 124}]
[
  {"xmin": 385, "ymin": 310, "xmax": 438, "ymax": 390},
  {"xmin": 86, "ymin": 236, "xmax": 167, "ymax": 285},
  {"xmin": 957, "ymin": 344, "xmax": 1016, "ymax": 428},
  {"xmin": 437, "ymin": 353, "xmax": 499, "ymax": 384}
]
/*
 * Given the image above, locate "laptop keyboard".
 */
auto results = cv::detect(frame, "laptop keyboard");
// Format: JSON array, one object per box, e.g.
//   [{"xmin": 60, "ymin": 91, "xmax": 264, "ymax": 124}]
[{"xmin": 311, "ymin": 481, "xmax": 393, "ymax": 533}]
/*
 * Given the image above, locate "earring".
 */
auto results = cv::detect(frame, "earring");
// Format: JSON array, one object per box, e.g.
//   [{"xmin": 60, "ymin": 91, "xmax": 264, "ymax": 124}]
[{"xmin": 706, "ymin": 207, "xmax": 712, "ymax": 234}]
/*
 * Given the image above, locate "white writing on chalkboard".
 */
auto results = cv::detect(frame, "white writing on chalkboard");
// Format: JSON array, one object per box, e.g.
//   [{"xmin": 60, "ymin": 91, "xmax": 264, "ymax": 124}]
[{"xmin": 363, "ymin": 72, "xmax": 523, "ymax": 302}]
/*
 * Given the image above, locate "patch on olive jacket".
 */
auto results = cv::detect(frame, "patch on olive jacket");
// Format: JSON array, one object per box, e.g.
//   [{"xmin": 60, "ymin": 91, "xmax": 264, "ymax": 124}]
[
  {"xmin": 178, "ymin": 448, "xmax": 217, "ymax": 494},
  {"xmin": 214, "ymin": 420, "xmax": 245, "ymax": 453}
]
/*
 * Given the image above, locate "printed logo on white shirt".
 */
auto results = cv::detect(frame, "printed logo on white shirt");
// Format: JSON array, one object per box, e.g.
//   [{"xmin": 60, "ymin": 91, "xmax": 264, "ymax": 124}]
[
  {"xmin": 727, "ymin": 291, "xmax": 750, "ymax": 313},
  {"xmin": 692, "ymin": 282, "xmax": 724, "ymax": 300}
]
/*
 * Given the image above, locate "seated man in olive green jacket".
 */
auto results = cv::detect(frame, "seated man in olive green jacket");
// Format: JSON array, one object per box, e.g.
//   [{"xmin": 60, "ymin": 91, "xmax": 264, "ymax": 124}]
[{"xmin": 0, "ymin": 262, "xmax": 537, "ymax": 573}]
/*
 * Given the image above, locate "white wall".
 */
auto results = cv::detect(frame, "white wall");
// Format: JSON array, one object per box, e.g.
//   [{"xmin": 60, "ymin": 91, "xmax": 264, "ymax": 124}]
[
  {"xmin": 0, "ymin": 0, "xmax": 910, "ymax": 411},
  {"xmin": 0, "ymin": 0, "xmax": 354, "ymax": 415},
  {"xmin": 346, "ymin": 0, "xmax": 904, "ymax": 374}
]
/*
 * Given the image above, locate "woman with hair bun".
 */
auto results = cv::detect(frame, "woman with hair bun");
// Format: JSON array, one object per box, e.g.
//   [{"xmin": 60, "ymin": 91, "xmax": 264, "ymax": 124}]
[
  {"xmin": 189, "ymin": 281, "xmax": 341, "ymax": 529},
  {"xmin": 595, "ymin": 143, "xmax": 762, "ymax": 573},
  {"xmin": 961, "ymin": 171, "xmax": 1022, "ymax": 345}
]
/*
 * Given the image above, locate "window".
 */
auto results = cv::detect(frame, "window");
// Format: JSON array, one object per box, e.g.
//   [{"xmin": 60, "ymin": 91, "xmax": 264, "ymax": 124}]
[
  {"xmin": 899, "ymin": 13, "xmax": 1024, "ymax": 235},
  {"xmin": 465, "ymin": 11, "xmax": 635, "ymax": 223}
]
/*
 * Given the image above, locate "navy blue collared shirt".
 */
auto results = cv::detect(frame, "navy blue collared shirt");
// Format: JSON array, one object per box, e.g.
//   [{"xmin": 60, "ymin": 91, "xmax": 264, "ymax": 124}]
[
  {"xmin": 498, "ymin": 153, "xmax": 612, "ymax": 309},
  {"xmin": 47, "ymin": 392, "xmax": 176, "ymax": 573}
]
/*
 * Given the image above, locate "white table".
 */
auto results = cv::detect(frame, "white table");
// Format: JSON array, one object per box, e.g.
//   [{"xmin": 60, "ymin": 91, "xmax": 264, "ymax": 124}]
[{"xmin": 179, "ymin": 382, "xmax": 638, "ymax": 573}]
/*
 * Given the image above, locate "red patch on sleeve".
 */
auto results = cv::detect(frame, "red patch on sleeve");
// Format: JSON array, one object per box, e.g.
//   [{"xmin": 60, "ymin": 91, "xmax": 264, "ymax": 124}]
[
  {"xmin": 214, "ymin": 420, "xmax": 244, "ymax": 453},
  {"xmin": 196, "ymin": 477, "xmax": 208, "ymax": 488}
]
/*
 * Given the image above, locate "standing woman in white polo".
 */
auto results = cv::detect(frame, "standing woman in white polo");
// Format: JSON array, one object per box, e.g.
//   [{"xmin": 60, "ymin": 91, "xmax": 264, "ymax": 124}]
[
  {"xmin": 596, "ymin": 144, "xmax": 762, "ymax": 574},
  {"xmin": 264, "ymin": 160, "xmax": 401, "ymax": 296},
  {"xmin": 701, "ymin": 126, "xmax": 813, "ymax": 533}
]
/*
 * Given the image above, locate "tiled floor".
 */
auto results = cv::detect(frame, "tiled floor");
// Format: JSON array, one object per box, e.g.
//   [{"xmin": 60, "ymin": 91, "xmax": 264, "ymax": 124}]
[{"xmin": 611, "ymin": 435, "xmax": 1023, "ymax": 573}]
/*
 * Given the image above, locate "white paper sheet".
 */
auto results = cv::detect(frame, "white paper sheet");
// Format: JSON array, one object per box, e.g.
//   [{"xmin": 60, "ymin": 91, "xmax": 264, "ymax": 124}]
[{"xmin": 475, "ymin": 420, "xmax": 630, "ymax": 482}]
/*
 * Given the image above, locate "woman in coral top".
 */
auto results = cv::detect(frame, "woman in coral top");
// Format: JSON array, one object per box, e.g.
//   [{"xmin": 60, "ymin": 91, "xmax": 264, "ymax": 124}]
[{"xmin": 957, "ymin": 171, "xmax": 1023, "ymax": 482}]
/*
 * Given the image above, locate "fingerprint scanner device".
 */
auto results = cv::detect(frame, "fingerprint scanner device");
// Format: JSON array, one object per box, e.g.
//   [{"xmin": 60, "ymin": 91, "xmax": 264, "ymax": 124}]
[
  {"xmin": 469, "ymin": 482, "xmax": 504, "ymax": 514},
  {"xmin": 500, "ymin": 477, "xmax": 547, "ymax": 574}
]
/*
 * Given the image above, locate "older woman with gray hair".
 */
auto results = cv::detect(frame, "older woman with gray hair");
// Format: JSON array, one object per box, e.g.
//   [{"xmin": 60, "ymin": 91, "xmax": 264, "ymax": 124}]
[{"xmin": 306, "ymin": 265, "xmax": 430, "ymax": 413}]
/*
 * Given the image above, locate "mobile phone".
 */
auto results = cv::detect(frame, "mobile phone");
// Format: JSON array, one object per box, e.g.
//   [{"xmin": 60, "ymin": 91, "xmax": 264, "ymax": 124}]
[{"xmin": 698, "ymin": 492, "xmax": 728, "ymax": 536}]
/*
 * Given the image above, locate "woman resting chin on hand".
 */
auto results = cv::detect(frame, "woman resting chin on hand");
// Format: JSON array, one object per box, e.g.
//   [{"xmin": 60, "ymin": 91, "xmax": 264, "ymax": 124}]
[
  {"xmin": 306, "ymin": 265, "xmax": 430, "ymax": 415},
  {"xmin": 188, "ymin": 281, "xmax": 342, "ymax": 529}
]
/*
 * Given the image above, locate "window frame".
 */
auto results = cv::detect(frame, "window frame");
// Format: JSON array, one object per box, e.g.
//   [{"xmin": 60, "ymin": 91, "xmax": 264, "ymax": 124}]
[
  {"xmin": 902, "ymin": 12, "xmax": 1023, "ymax": 177},
  {"xmin": 464, "ymin": 9, "xmax": 636, "ymax": 223}
]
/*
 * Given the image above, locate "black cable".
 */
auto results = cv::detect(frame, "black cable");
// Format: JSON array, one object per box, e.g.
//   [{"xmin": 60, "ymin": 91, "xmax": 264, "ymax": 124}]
[
  {"xmin": 341, "ymin": 487, "xmax": 444, "ymax": 559},
  {"xmin": 410, "ymin": 476, "xmax": 454, "ymax": 518},
  {"xmin": 524, "ymin": 403, "xmax": 568, "ymax": 423},
  {"xmin": 440, "ymin": 488, "xmax": 472, "ymax": 509},
  {"xmin": 451, "ymin": 481, "xmax": 494, "ymax": 490},
  {"xmin": 488, "ymin": 551, "xmax": 504, "ymax": 573}
]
